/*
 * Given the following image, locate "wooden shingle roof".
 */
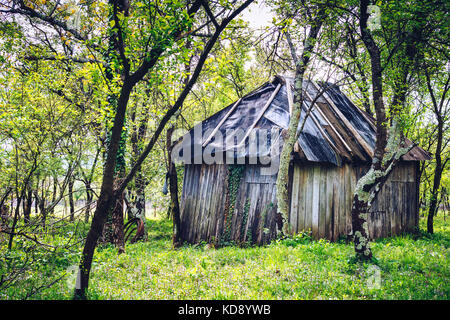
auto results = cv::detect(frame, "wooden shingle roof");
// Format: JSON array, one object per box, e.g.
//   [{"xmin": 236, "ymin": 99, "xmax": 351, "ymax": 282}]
[{"xmin": 175, "ymin": 75, "xmax": 431, "ymax": 165}]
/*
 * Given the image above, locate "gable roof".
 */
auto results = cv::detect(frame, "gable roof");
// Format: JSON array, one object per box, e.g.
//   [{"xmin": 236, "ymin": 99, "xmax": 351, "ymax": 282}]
[{"xmin": 174, "ymin": 75, "xmax": 431, "ymax": 166}]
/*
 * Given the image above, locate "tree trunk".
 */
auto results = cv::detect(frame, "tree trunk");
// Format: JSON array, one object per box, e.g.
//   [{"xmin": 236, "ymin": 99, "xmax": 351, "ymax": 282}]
[
  {"xmin": 427, "ymin": 118, "xmax": 443, "ymax": 234},
  {"xmin": 112, "ymin": 176, "xmax": 125, "ymax": 254},
  {"xmin": 23, "ymin": 184, "xmax": 32, "ymax": 224},
  {"xmin": 351, "ymin": 0, "xmax": 388, "ymax": 260},
  {"xmin": 276, "ymin": 13, "xmax": 325, "ymax": 235},
  {"xmin": 49, "ymin": 175, "xmax": 57, "ymax": 216},
  {"xmin": 39, "ymin": 180, "xmax": 46, "ymax": 227},
  {"xmin": 167, "ymin": 126, "xmax": 181, "ymax": 247},
  {"xmin": 128, "ymin": 100, "xmax": 149, "ymax": 222},
  {"xmin": 74, "ymin": 0, "xmax": 251, "ymax": 299},
  {"xmin": 84, "ymin": 183, "xmax": 93, "ymax": 223},
  {"xmin": 68, "ymin": 176, "xmax": 75, "ymax": 222}
]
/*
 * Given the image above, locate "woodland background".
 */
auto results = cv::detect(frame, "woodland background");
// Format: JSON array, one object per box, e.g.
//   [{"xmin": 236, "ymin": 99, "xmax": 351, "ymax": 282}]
[{"xmin": 0, "ymin": 0, "xmax": 448, "ymax": 299}]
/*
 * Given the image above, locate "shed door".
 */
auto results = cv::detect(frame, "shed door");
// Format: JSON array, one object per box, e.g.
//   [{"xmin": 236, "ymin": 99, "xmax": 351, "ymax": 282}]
[{"xmin": 229, "ymin": 165, "xmax": 278, "ymax": 245}]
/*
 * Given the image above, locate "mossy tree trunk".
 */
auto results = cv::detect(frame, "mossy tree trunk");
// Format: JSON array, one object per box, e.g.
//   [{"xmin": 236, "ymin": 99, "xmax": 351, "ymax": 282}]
[
  {"xmin": 276, "ymin": 11, "xmax": 326, "ymax": 236},
  {"xmin": 352, "ymin": 0, "xmax": 389, "ymax": 260},
  {"xmin": 353, "ymin": 0, "xmax": 432, "ymax": 260}
]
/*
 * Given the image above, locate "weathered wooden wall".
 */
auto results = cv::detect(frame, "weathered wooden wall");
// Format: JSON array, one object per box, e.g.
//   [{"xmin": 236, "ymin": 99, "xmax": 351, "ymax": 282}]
[
  {"xmin": 288, "ymin": 161, "xmax": 419, "ymax": 241},
  {"xmin": 179, "ymin": 161, "xmax": 419, "ymax": 245},
  {"xmin": 180, "ymin": 164, "xmax": 278, "ymax": 245}
]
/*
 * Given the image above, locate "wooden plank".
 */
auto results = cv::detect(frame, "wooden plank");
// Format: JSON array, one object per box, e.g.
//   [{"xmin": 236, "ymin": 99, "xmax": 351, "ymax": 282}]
[
  {"xmin": 240, "ymin": 168, "xmax": 253, "ymax": 241},
  {"xmin": 202, "ymin": 98, "xmax": 242, "ymax": 147},
  {"xmin": 414, "ymin": 162, "xmax": 420, "ymax": 229},
  {"xmin": 271, "ymin": 180, "xmax": 278, "ymax": 240},
  {"xmin": 304, "ymin": 165, "xmax": 313, "ymax": 234},
  {"xmin": 339, "ymin": 165, "xmax": 346, "ymax": 239},
  {"xmin": 382, "ymin": 178, "xmax": 390, "ymax": 238},
  {"xmin": 304, "ymin": 90, "xmax": 340, "ymax": 152},
  {"xmin": 237, "ymin": 84, "xmax": 282, "ymax": 147},
  {"xmin": 201, "ymin": 165, "xmax": 214, "ymax": 241},
  {"xmin": 380, "ymin": 209, "xmax": 386, "ymax": 239},
  {"xmin": 211, "ymin": 164, "xmax": 225, "ymax": 241},
  {"xmin": 377, "ymin": 210, "xmax": 383, "ymax": 239},
  {"xmin": 242, "ymin": 182, "xmax": 252, "ymax": 242},
  {"xmin": 331, "ymin": 169, "xmax": 338, "ymax": 241},
  {"xmin": 312, "ymin": 165, "xmax": 320, "ymax": 238},
  {"xmin": 402, "ymin": 181, "xmax": 407, "ymax": 233},
  {"xmin": 405, "ymin": 182, "xmax": 412, "ymax": 232},
  {"xmin": 203, "ymin": 165, "xmax": 215, "ymax": 241},
  {"xmin": 317, "ymin": 102, "xmax": 368, "ymax": 162},
  {"xmin": 195, "ymin": 164, "xmax": 206, "ymax": 242},
  {"xmin": 179, "ymin": 165, "xmax": 189, "ymax": 222},
  {"xmin": 390, "ymin": 180, "xmax": 396, "ymax": 237},
  {"xmin": 352, "ymin": 101, "xmax": 377, "ymax": 131},
  {"xmin": 311, "ymin": 81, "xmax": 374, "ymax": 158},
  {"xmin": 183, "ymin": 165, "xmax": 195, "ymax": 242},
  {"xmin": 374, "ymin": 179, "xmax": 383, "ymax": 238},
  {"xmin": 345, "ymin": 165, "xmax": 353, "ymax": 235},
  {"xmin": 211, "ymin": 164, "xmax": 224, "ymax": 240},
  {"xmin": 251, "ymin": 183, "xmax": 262, "ymax": 244},
  {"xmin": 325, "ymin": 168, "xmax": 333, "ymax": 240},
  {"xmin": 188, "ymin": 165, "xmax": 201, "ymax": 242},
  {"xmin": 262, "ymin": 181, "xmax": 275, "ymax": 244},
  {"xmin": 259, "ymin": 184, "xmax": 270, "ymax": 243},
  {"xmin": 184, "ymin": 165, "xmax": 198, "ymax": 240},
  {"xmin": 319, "ymin": 166, "xmax": 327, "ymax": 239},
  {"xmin": 205, "ymin": 165, "xmax": 216, "ymax": 241},
  {"xmin": 257, "ymin": 184, "xmax": 269, "ymax": 244},
  {"xmin": 215, "ymin": 164, "xmax": 229, "ymax": 242},
  {"xmin": 290, "ymin": 165, "xmax": 300, "ymax": 234},
  {"xmin": 393, "ymin": 182, "xmax": 400, "ymax": 235},
  {"xmin": 383, "ymin": 182, "xmax": 391, "ymax": 237},
  {"xmin": 407, "ymin": 182, "xmax": 415, "ymax": 231},
  {"xmin": 368, "ymin": 209, "xmax": 374, "ymax": 239},
  {"xmin": 249, "ymin": 166, "xmax": 263, "ymax": 241},
  {"xmin": 306, "ymin": 87, "xmax": 353, "ymax": 154},
  {"xmin": 398, "ymin": 181, "xmax": 404, "ymax": 234},
  {"xmin": 179, "ymin": 165, "xmax": 191, "ymax": 241},
  {"xmin": 202, "ymin": 165, "xmax": 213, "ymax": 241},
  {"xmin": 297, "ymin": 166, "xmax": 306, "ymax": 233},
  {"xmin": 196, "ymin": 165, "xmax": 209, "ymax": 242},
  {"xmin": 207, "ymin": 164, "xmax": 223, "ymax": 241},
  {"xmin": 246, "ymin": 182, "xmax": 259, "ymax": 243}
]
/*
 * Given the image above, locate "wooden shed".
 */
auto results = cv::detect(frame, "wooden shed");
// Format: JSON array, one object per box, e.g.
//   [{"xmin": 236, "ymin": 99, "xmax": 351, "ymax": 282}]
[{"xmin": 173, "ymin": 76, "xmax": 430, "ymax": 245}]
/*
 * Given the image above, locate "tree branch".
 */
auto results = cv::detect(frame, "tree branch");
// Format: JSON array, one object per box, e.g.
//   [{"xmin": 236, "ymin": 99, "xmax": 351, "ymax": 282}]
[{"xmin": 117, "ymin": 0, "xmax": 255, "ymax": 194}]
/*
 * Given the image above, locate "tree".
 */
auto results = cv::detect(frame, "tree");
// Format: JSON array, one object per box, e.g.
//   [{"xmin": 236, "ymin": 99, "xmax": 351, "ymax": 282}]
[
  {"xmin": 423, "ymin": 63, "xmax": 450, "ymax": 233},
  {"xmin": 350, "ymin": 0, "xmax": 448, "ymax": 259},
  {"xmin": 71, "ymin": 0, "xmax": 255, "ymax": 298},
  {"xmin": 274, "ymin": 2, "xmax": 327, "ymax": 235}
]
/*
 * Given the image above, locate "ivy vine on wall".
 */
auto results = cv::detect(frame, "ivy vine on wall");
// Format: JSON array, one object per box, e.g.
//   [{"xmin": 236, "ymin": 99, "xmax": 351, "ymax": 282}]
[{"xmin": 221, "ymin": 164, "xmax": 245, "ymax": 245}]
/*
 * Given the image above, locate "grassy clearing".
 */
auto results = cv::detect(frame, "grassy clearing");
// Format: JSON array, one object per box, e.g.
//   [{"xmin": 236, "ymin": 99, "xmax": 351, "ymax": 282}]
[{"xmin": 1, "ymin": 214, "xmax": 449, "ymax": 300}]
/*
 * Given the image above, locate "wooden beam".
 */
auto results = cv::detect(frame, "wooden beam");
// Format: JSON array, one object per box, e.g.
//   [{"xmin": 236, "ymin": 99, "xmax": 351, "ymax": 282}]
[
  {"xmin": 311, "ymin": 81, "xmax": 374, "ymax": 157},
  {"xmin": 202, "ymin": 98, "xmax": 242, "ymax": 147},
  {"xmin": 304, "ymin": 87, "xmax": 353, "ymax": 155},
  {"xmin": 354, "ymin": 104, "xmax": 377, "ymax": 131},
  {"xmin": 303, "ymin": 100, "xmax": 338, "ymax": 150}
]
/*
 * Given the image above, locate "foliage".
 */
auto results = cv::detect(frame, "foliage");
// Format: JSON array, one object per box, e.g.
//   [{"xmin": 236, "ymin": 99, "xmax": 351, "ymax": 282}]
[
  {"xmin": 2, "ymin": 214, "xmax": 447, "ymax": 300},
  {"xmin": 0, "ymin": 218, "xmax": 90, "ymax": 299},
  {"xmin": 220, "ymin": 165, "xmax": 245, "ymax": 245},
  {"xmin": 0, "ymin": 0, "xmax": 448, "ymax": 300}
]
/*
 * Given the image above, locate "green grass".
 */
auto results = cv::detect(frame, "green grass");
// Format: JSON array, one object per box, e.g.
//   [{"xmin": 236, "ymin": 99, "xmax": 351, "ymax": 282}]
[{"xmin": 2, "ymin": 214, "xmax": 449, "ymax": 300}]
